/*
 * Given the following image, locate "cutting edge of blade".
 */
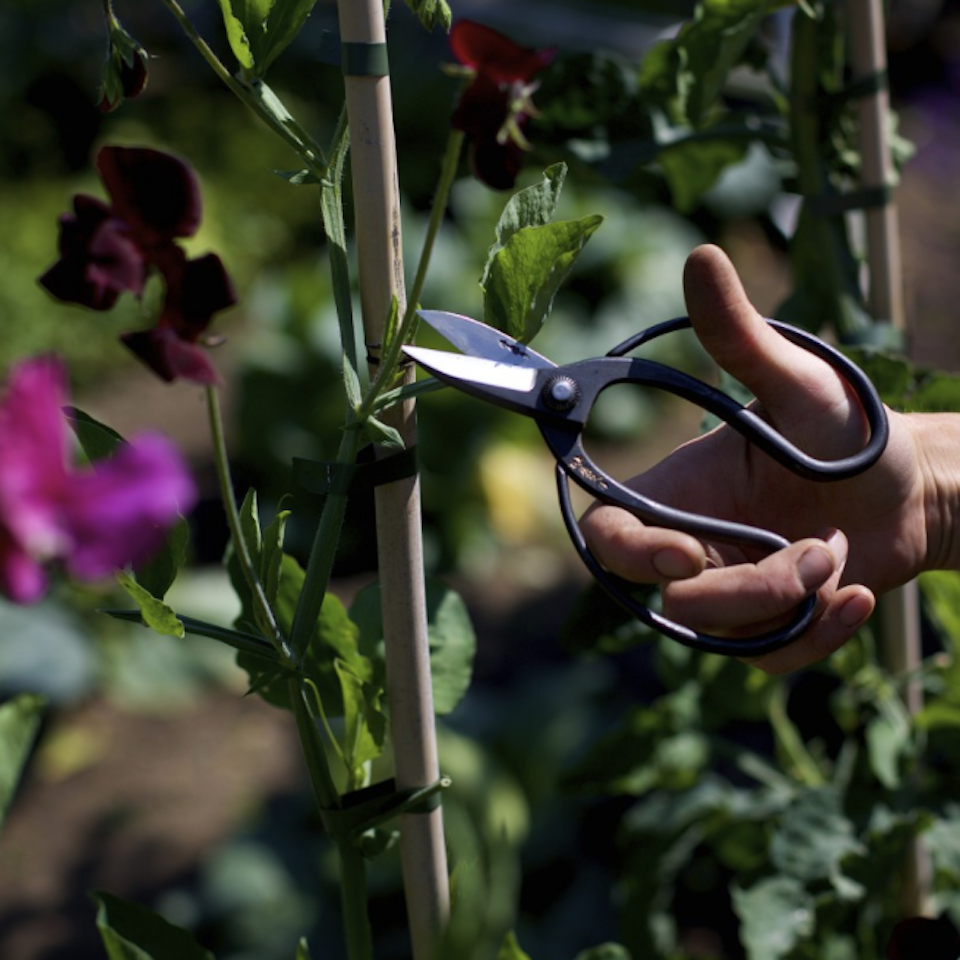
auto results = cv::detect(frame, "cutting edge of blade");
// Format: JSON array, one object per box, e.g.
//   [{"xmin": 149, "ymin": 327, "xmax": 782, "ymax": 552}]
[
  {"xmin": 403, "ymin": 345, "xmax": 540, "ymax": 393},
  {"xmin": 415, "ymin": 309, "xmax": 555, "ymax": 369}
]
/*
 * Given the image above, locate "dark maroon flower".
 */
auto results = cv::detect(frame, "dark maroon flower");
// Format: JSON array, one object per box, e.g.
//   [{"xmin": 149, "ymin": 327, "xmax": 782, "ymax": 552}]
[
  {"xmin": 40, "ymin": 146, "xmax": 236, "ymax": 384},
  {"xmin": 449, "ymin": 20, "xmax": 555, "ymax": 190},
  {"xmin": 887, "ymin": 915, "xmax": 960, "ymax": 960}
]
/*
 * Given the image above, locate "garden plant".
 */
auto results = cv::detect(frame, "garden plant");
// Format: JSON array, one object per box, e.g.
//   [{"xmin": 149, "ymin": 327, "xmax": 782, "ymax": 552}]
[{"xmin": 5, "ymin": 1, "xmax": 960, "ymax": 959}]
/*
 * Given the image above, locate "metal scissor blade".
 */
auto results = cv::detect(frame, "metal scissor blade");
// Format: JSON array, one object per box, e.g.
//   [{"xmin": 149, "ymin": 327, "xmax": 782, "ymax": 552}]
[
  {"xmin": 416, "ymin": 310, "xmax": 555, "ymax": 370},
  {"xmin": 403, "ymin": 345, "xmax": 540, "ymax": 393}
]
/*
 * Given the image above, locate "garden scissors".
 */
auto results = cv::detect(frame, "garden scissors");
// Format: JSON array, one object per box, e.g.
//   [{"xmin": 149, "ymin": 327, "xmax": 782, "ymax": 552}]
[{"xmin": 404, "ymin": 311, "xmax": 889, "ymax": 657}]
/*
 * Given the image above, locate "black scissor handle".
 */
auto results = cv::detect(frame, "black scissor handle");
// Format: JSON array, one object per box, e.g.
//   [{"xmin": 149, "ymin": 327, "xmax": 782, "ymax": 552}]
[{"xmin": 543, "ymin": 316, "xmax": 889, "ymax": 656}]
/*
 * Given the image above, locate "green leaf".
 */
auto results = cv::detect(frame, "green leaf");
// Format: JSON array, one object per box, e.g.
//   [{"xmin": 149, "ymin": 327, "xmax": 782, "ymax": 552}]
[
  {"xmin": 335, "ymin": 658, "xmax": 386, "ymax": 784},
  {"xmin": 769, "ymin": 786, "xmax": 865, "ymax": 893},
  {"xmin": 731, "ymin": 876, "xmax": 814, "ymax": 960},
  {"xmin": 116, "ymin": 571, "xmax": 185, "ymax": 639},
  {"xmin": 658, "ymin": 136, "xmax": 748, "ymax": 212},
  {"xmin": 0, "ymin": 693, "xmax": 45, "ymax": 832},
  {"xmin": 225, "ymin": 489, "xmax": 265, "ymax": 633},
  {"xmin": 482, "ymin": 163, "xmax": 568, "ymax": 282},
  {"xmin": 135, "ymin": 518, "xmax": 190, "ymax": 601},
  {"xmin": 482, "ymin": 214, "xmax": 603, "ymax": 344},
  {"xmin": 349, "ymin": 578, "xmax": 476, "ymax": 715},
  {"xmin": 362, "ymin": 415, "xmax": 404, "ymax": 449},
  {"xmin": 236, "ymin": 554, "xmax": 372, "ymax": 716},
  {"xmin": 402, "ymin": 0, "xmax": 452, "ymax": 31},
  {"xmin": 497, "ymin": 930, "xmax": 532, "ymax": 960},
  {"xmin": 865, "ymin": 693, "xmax": 913, "ymax": 789},
  {"xmin": 65, "ymin": 406, "xmax": 124, "ymax": 461},
  {"xmin": 258, "ymin": 0, "xmax": 317, "ymax": 74},
  {"xmin": 95, "ymin": 891, "xmax": 215, "ymax": 960},
  {"xmin": 216, "ymin": 0, "xmax": 261, "ymax": 69},
  {"xmin": 260, "ymin": 501, "xmax": 291, "ymax": 609},
  {"xmin": 295, "ymin": 938, "xmax": 313, "ymax": 960},
  {"xmin": 574, "ymin": 945, "xmax": 632, "ymax": 960}
]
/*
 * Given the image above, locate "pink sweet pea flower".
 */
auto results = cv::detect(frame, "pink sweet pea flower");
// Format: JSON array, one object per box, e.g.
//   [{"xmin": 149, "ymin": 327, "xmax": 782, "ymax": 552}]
[
  {"xmin": 0, "ymin": 356, "xmax": 196, "ymax": 603},
  {"xmin": 449, "ymin": 21, "xmax": 556, "ymax": 190},
  {"xmin": 40, "ymin": 146, "xmax": 236, "ymax": 385}
]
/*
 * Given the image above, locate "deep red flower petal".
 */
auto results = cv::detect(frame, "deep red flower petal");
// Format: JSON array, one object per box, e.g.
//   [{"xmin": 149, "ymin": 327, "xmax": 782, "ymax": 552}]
[
  {"xmin": 121, "ymin": 328, "xmax": 221, "ymax": 385},
  {"xmin": 450, "ymin": 20, "xmax": 555, "ymax": 84},
  {"xmin": 160, "ymin": 254, "xmax": 238, "ymax": 338},
  {"xmin": 97, "ymin": 145, "xmax": 202, "ymax": 244}
]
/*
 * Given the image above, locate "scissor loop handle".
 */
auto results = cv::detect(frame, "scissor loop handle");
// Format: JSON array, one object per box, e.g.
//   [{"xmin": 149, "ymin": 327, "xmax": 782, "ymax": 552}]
[
  {"xmin": 555, "ymin": 465, "xmax": 817, "ymax": 656},
  {"xmin": 543, "ymin": 315, "xmax": 889, "ymax": 656}
]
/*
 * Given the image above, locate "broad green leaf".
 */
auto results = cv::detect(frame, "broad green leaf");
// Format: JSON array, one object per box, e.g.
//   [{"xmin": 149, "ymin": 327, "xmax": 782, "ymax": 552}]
[
  {"xmin": 217, "ymin": 0, "xmax": 317, "ymax": 75},
  {"xmin": 349, "ymin": 578, "xmax": 476, "ymax": 715},
  {"xmin": 769, "ymin": 786, "xmax": 865, "ymax": 891},
  {"xmin": 65, "ymin": 406, "xmax": 124, "ymax": 461},
  {"xmin": 574, "ymin": 945, "xmax": 632, "ymax": 960},
  {"xmin": 927, "ymin": 807, "xmax": 960, "ymax": 882},
  {"xmin": 94, "ymin": 891, "xmax": 215, "ymax": 960},
  {"xmin": 658, "ymin": 136, "xmax": 748, "ymax": 212},
  {"xmin": 731, "ymin": 876, "xmax": 814, "ymax": 960},
  {"xmin": 236, "ymin": 555, "xmax": 372, "ymax": 716},
  {"xmin": 402, "ymin": 0, "xmax": 452, "ymax": 31},
  {"xmin": 482, "ymin": 215, "xmax": 603, "ymax": 344},
  {"xmin": 116, "ymin": 571, "xmax": 185, "ymax": 639},
  {"xmin": 0, "ymin": 693, "xmax": 45, "ymax": 831},
  {"xmin": 865, "ymin": 693, "xmax": 913, "ymax": 789},
  {"xmin": 497, "ymin": 931, "xmax": 532, "ymax": 960},
  {"xmin": 260, "ymin": 501, "xmax": 291, "ymax": 609},
  {"xmin": 334, "ymin": 658, "xmax": 386, "ymax": 785},
  {"xmin": 482, "ymin": 163, "xmax": 568, "ymax": 284}
]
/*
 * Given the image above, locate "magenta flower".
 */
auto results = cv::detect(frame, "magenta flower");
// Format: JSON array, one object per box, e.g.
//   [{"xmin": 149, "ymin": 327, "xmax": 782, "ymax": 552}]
[
  {"xmin": 449, "ymin": 20, "xmax": 555, "ymax": 190},
  {"xmin": 0, "ymin": 356, "xmax": 196, "ymax": 604},
  {"xmin": 40, "ymin": 146, "xmax": 236, "ymax": 385}
]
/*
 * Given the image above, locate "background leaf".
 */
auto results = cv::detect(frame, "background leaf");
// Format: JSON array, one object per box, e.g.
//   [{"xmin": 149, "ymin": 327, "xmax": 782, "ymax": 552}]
[
  {"xmin": 731, "ymin": 876, "xmax": 814, "ymax": 960},
  {"xmin": 95, "ymin": 891, "xmax": 215, "ymax": 960},
  {"xmin": 0, "ymin": 692, "xmax": 45, "ymax": 831},
  {"xmin": 116, "ymin": 571, "xmax": 185, "ymax": 639}
]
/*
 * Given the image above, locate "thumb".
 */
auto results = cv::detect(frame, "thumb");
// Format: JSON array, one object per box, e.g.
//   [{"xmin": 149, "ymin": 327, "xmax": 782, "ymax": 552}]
[{"xmin": 682, "ymin": 244, "xmax": 843, "ymax": 416}]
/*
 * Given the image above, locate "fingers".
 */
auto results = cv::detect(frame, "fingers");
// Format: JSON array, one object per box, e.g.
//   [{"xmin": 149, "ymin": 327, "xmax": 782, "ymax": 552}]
[{"xmin": 581, "ymin": 503, "xmax": 707, "ymax": 582}]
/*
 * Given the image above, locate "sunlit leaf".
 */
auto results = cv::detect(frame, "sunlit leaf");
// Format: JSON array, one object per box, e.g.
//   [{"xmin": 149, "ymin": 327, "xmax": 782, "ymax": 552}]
[
  {"xmin": 483, "ymin": 215, "xmax": 603, "ymax": 344},
  {"xmin": 258, "ymin": 0, "xmax": 317, "ymax": 74},
  {"xmin": 94, "ymin": 891, "xmax": 215, "ymax": 960},
  {"xmin": 658, "ymin": 136, "xmax": 748, "ymax": 212},
  {"xmin": 335, "ymin": 658, "xmax": 386, "ymax": 784},
  {"xmin": 116, "ymin": 571, "xmax": 185, "ymax": 639},
  {"xmin": 0, "ymin": 693, "xmax": 45, "ymax": 831},
  {"xmin": 402, "ymin": 0, "xmax": 451, "ymax": 32}
]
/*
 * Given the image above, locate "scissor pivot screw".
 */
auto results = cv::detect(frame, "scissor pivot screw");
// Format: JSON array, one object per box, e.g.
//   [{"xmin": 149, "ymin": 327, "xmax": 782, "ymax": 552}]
[{"xmin": 542, "ymin": 375, "xmax": 581, "ymax": 412}]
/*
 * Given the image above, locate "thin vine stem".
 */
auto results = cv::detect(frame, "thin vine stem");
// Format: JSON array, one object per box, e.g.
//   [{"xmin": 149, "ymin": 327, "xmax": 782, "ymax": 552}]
[{"xmin": 205, "ymin": 385, "xmax": 290, "ymax": 661}]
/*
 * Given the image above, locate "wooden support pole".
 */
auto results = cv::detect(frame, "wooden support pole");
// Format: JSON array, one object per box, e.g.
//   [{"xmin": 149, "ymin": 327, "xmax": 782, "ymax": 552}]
[
  {"xmin": 847, "ymin": 0, "xmax": 930, "ymax": 918},
  {"xmin": 335, "ymin": 1, "xmax": 451, "ymax": 955}
]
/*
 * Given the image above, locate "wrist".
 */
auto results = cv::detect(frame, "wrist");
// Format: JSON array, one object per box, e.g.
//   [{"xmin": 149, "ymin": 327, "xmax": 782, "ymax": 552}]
[{"xmin": 910, "ymin": 412, "xmax": 960, "ymax": 574}]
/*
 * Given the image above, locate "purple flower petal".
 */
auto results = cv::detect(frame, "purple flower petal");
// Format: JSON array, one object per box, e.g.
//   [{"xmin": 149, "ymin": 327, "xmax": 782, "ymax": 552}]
[
  {"xmin": 97, "ymin": 146, "xmax": 202, "ymax": 244},
  {"xmin": 39, "ymin": 195, "xmax": 146, "ymax": 310},
  {"xmin": 121, "ymin": 328, "xmax": 222, "ymax": 385},
  {"xmin": 0, "ymin": 527, "xmax": 48, "ymax": 605},
  {"xmin": 62, "ymin": 432, "xmax": 196, "ymax": 580},
  {"xmin": 0, "ymin": 358, "xmax": 71, "ymax": 561}
]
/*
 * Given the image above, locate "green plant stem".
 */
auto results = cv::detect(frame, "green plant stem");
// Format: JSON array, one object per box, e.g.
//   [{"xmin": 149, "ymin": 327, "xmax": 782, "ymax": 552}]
[
  {"xmin": 205, "ymin": 385, "xmax": 290, "ymax": 660},
  {"xmin": 768, "ymin": 681, "xmax": 825, "ymax": 787},
  {"xmin": 159, "ymin": 0, "xmax": 326, "ymax": 176},
  {"xmin": 291, "ymin": 678, "xmax": 373, "ymax": 960},
  {"xmin": 361, "ymin": 127, "xmax": 465, "ymax": 412},
  {"xmin": 288, "ymin": 424, "xmax": 363, "ymax": 660}
]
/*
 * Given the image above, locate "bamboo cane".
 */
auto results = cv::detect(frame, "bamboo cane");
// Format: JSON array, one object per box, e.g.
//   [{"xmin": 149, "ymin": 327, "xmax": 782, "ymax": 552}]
[
  {"xmin": 847, "ymin": 0, "xmax": 931, "ymax": 917},
  {"xmin": 334, "ymin": 1, "xmax": 451, "ymax": 956}
]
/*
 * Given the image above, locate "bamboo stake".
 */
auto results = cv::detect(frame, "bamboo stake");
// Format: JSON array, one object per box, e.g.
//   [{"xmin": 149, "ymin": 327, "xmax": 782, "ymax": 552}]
[
  {"xmin": 334, "ymin": 1, "xmax": 451, "ymax": 956},
  {"xmin": 847, "ymin": 0, "xmax": 930, "ymax": 917}
]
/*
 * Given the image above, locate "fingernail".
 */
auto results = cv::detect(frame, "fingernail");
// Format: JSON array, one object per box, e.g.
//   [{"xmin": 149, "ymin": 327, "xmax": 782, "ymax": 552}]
[
  {"xmin": 824, "ymin": 528, "xmax": 848, "ymax": 579},
  {"xmin": 839, "ymin": 593, "xmax": 873, "ymax": 628},
  {"xmin": 798, "ymin": 545, "xmax": 834, "ymax": 589},
  {"xmin": 653, "ymin": 548, "xmax": 697, "ymax": 580}
]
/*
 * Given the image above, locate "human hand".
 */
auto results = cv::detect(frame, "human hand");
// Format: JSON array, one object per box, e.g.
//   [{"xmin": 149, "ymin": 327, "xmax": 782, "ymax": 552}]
[{"xmin": 580, "ymin": 244, "xmax": 937, "ymax": 673}]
